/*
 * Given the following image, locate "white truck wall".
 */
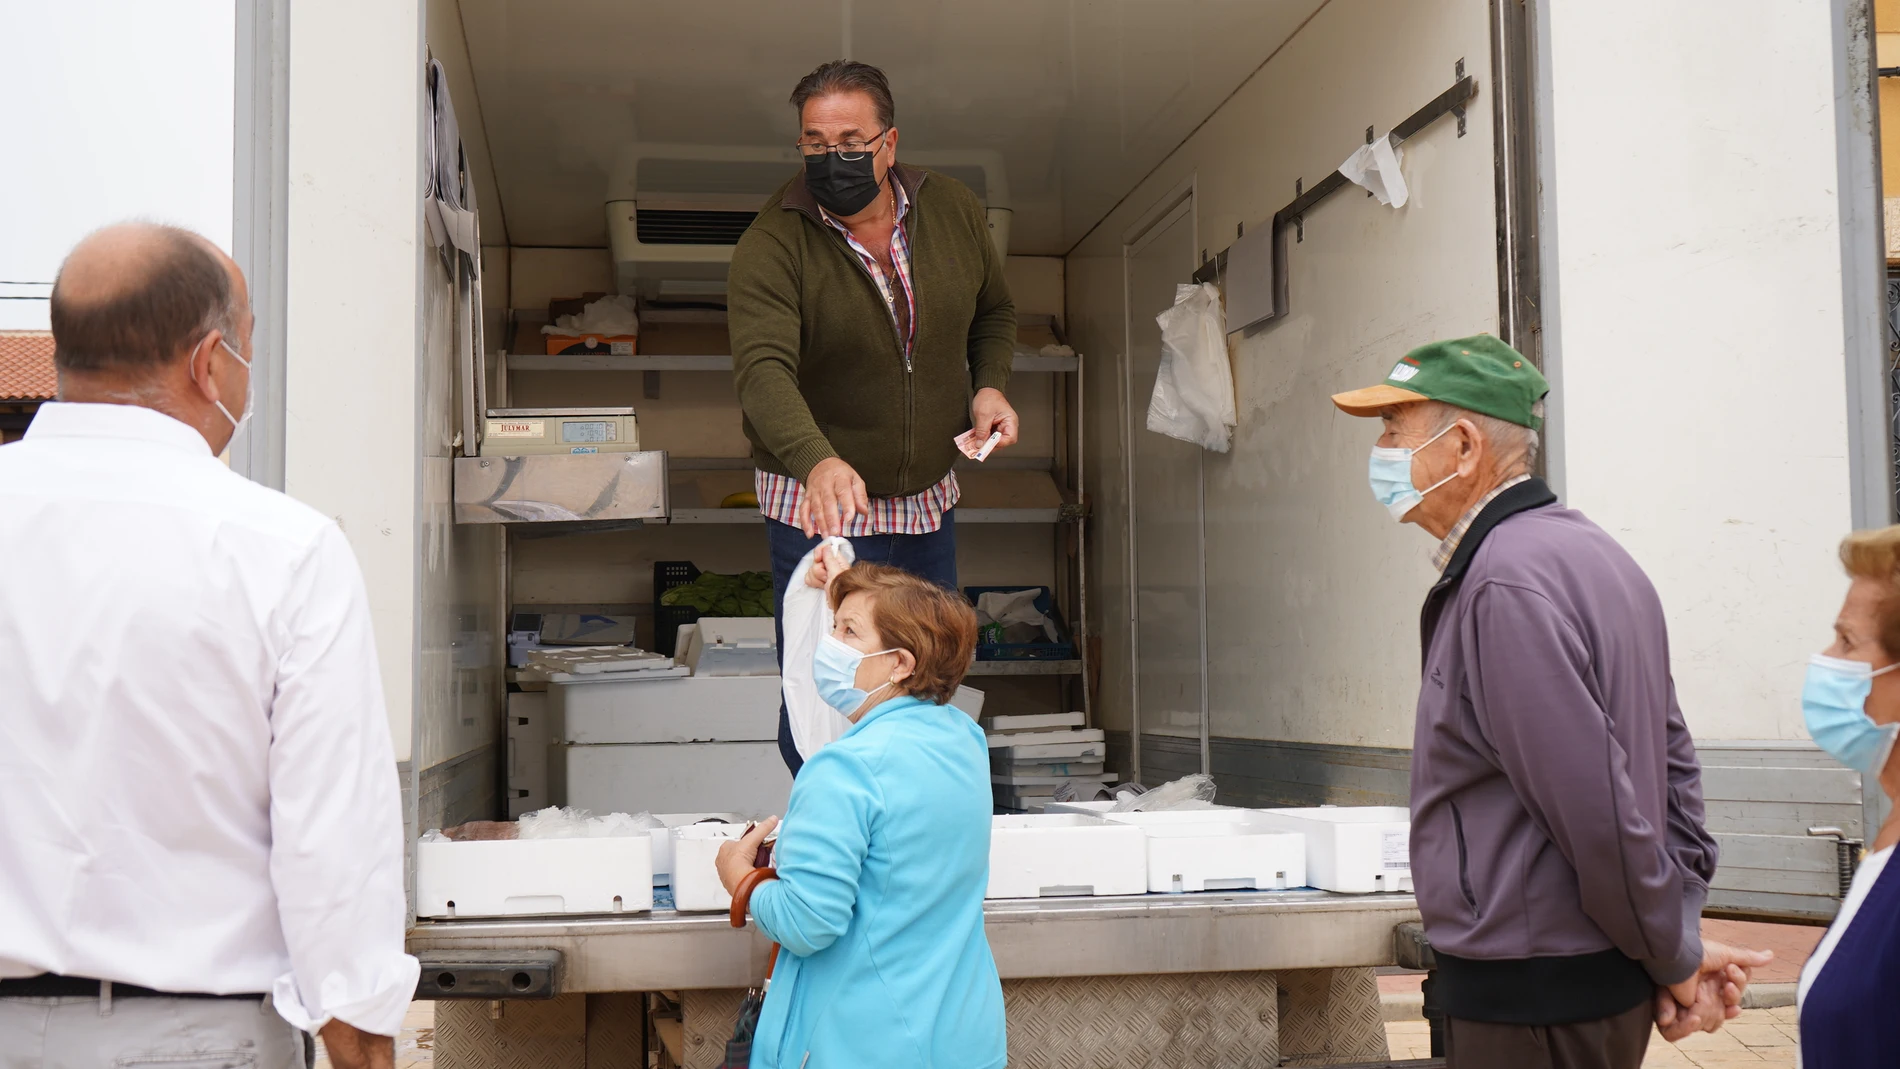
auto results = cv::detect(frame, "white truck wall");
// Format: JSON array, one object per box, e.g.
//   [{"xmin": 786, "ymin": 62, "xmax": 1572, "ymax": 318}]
[
  {"xmin": 1068, "ymin": 0, "xmax": 1497, "ymax": 748},
  {"xmin": 283, "ymin": 0, "xmax": 507, "ymax": 781},
  {"xmin": 284, "ymin": 0, "xmax": 424, "ymax": 759},
  {"xmin": 1540, "ymin": 0, "xmax": 1862, "ymax": 741}
]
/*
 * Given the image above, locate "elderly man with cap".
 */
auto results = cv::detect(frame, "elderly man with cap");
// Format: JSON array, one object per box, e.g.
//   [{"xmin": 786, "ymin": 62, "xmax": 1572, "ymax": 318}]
[{"xmin": 1331, "ymin": 335, "xmax": 1769, "ymax": 1068}]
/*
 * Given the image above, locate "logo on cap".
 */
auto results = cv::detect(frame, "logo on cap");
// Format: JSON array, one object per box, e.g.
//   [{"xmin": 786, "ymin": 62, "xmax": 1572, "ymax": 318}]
[{"xmin": 1389, "ymin": 363, "xmax": 1419, "ymax": 383}]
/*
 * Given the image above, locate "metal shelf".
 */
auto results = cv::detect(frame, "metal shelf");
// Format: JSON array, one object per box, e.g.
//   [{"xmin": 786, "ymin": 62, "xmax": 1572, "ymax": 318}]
[
  {"xmin": 966, "ymin": 659, "xmax": 1083, "ymax": 677},
  {"xmin": 509, "ymin": 352, "xmax": 1077, "ymax": 373}
]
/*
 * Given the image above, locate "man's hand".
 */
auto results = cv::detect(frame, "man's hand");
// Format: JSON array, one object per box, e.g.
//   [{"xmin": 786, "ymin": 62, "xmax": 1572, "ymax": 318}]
[
  {"xmin": 319, "ymin": 1020, "xmax": 395, "ymax": 1069},
  {"xmin": 970, "ymin": 388, "xmax": 1019, "ymax": 450},
  {"xmin": 1655, "ymin": 940, "xmax": 1773, "ymax": 1042},
  {"xmin": 798, "ymin": 458, "xmax": 869, "ymax": 538},
  {"xmin": 716, "ymin": 816, "xmax": 780, "ymax": 896},
  {"xmin": 804, "ymin": 544, "xmax": 849, "ymax": 589}
]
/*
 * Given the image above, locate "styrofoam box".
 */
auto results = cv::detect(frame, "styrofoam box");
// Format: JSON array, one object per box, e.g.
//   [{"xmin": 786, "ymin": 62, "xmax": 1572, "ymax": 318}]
[
  {"xmin": 1127, "ymin": 821, "xmax": 1306, "ymax": 894},
  {"xmin": 557, "ymin": 742, "xmax": 791, "ymax": 817},
  {"xmin": 650, "ymin": 812, "xmax": 743, "ymax": 884},
  {"xmin": 986, "ymin": 814, "xmax": 1147, "ymax": 899},
  {"xmin": 1252, "ymin": 806, "xmax": 1413, "ymax": 894},
  {"xmin": 506, "ymin": 693, "xmax": 550, "ymax": 819},
  {"xmin": 671, "ymin": 823, "xmax": 750, "ymax": 912},
  {"xmin": 415, "ymin": 836, "xmax": 654, "ymax": 918},
  {"xmin": 550, "ymin": 674, "xmax": 780, "ymax": 744}
]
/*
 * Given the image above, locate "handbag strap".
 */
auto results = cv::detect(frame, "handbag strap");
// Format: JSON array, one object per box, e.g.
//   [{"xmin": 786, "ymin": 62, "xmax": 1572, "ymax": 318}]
[{"xmin": 729, "ymin": 866, "xmax": 782, "ymax": 983}]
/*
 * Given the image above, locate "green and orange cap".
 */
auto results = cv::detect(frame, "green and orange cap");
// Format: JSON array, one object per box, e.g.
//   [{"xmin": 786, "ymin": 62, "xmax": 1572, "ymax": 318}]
[{"xmin": 1331, "ymin": 334, "xmax": 1548, "ymax": 429}]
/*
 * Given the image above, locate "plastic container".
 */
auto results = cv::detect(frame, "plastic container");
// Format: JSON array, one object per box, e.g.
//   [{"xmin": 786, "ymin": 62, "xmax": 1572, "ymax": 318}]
[
  {"xmin": 653, "ymin": 560, "xmax": 702, "ymax": 656},
  {"xmin": 415, "ymin": 836, "xmax": 653, "ymax": 918},
  {"xmin": 1251, "ymin": 806, "xmax": 1413, "ymax": 894},
  {"xmin": 986, "ymin": 813, "xmax": 1146, "ymax": 899},
  {"xmin": 649, "ymin": 813, "xmax": 743, "ymax": 885},
  {"xmin": 964, "ymin": 586, "xmax": 1077, "ymax": 661},
  {"xmin": 671, "ymin": 823, "xmax": 754, "ymax": 912}
]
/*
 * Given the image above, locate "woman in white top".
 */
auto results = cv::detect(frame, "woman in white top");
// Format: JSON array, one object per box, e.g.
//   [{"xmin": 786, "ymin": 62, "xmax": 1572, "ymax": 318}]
[{"xmin": 1795, "ymin": 526, "xmax": 1900, "ymax": 1067}]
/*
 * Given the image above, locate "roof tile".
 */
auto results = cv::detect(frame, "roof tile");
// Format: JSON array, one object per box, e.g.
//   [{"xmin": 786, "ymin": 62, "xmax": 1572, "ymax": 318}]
[{"xmin": 0, "ymin": 332, "xmax": 56, "ymax": 402}]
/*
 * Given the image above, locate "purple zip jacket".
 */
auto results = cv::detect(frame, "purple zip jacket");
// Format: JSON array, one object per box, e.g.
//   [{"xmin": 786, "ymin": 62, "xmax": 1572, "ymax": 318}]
[{"xmin": 1411, "ymin": 479, "xmax": 1718, "ymax": 1023}]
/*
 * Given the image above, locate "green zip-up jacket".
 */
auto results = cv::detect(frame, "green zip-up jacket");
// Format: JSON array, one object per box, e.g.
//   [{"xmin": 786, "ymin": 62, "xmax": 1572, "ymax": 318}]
[{"xmin": 728, "ymin": 162, "xmax": 1015, "ymax": 497}]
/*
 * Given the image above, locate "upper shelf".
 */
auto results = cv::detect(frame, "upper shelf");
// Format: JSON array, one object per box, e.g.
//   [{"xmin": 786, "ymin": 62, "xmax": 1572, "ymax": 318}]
[
  {"xmin": 508, "ymin": 352, "xmax": 1078, "ymax": 374},
  {"xmin": 506, "ymin": 311, "xmax": 1074, "ymax": 372}
]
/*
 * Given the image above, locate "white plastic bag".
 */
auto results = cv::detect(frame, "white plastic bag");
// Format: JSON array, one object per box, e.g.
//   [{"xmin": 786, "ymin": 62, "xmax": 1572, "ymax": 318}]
[
  {"xmin": 973, "ymin": 589, "xmax": 1059, "ymax": 644},
  {"xmin": 1109, "ymin": 773, "xmax": 1217, "ymax": 813},
  {"xmin": 781, "ymin": 537, "xmax": 857, "ymax": 761},
  {"xmin": 1338, "ymin": 133, "xmax": 1408, "ymax": 208},
  {"xmin": 1146, "ymin": 282, "xmax": 1236, "ymax": 452}
]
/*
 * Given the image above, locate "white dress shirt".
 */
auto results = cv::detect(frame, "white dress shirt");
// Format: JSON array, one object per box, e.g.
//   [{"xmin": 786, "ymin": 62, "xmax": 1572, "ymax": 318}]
[{"xmin": 0, "ymin": 403, "xmax": 418, "ymax": 1035}]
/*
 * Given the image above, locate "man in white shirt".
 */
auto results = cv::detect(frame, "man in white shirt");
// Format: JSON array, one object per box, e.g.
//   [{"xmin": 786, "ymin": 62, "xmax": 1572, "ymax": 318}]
[{"xmin": 0, "ymin": 223, "xmax": 417, "ymax": 1069}]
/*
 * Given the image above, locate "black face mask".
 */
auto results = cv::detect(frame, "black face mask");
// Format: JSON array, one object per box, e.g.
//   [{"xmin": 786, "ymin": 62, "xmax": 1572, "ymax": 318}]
[{"xmin": 803, "ymin": 150, "xmax": 883, "ymax": 217}]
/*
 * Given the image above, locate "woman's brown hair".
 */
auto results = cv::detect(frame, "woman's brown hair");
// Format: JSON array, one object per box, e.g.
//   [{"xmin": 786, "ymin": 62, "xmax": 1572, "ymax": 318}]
[
  {"xmin": 827, "ymin": 563, "xmax": 977, "ymax": 704},
  {"xmin": 1841, "ymin": 526, "xmax": 1900, "ymax": 657}
]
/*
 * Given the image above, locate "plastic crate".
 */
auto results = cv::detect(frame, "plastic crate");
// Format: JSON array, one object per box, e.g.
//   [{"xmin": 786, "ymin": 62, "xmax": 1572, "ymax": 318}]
[
  {"xmin": 964, "ymin": 586, "xmax": 1077, "ymax": 661},
  {"xmin": 653, "ymin": 560, "xmax": 702, "ymax": 657}
]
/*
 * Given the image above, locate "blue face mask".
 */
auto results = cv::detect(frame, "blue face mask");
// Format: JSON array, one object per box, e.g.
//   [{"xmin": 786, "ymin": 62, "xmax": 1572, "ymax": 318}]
[
  {"xmin": 1802, "ymin": 653, "xmax": 1900, "ymax": 775},
  {"xmin": 813, "ymin": 633, "xmax": 899, "ymax": 717},
  {"xmin": 1367, "ymin": 421, "xmax": 1460, "ymax": 522}
]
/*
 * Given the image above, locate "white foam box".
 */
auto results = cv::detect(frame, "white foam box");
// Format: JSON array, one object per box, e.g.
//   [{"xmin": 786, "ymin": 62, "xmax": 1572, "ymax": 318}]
[
  {"xmin": 556, "ymin": 741, "xmax": 791, "ymax": 817},
  {"xmin": 1252, "ymin": 806, "xmax": 1413, "ymax": 894},
  {"xmin": 415, "ymin": 836, "xmax": 654, "ymax": 918},
  {"xmin": 506, "ymin": 692, "xmax": 550, "ymax": 819},
  {"xmin": 650, "ymin": 812, "xmax": 743, "ymax": 885},
  {"xmin": 1102, "ymin": 812, "xmax": 1305, "ymax": 893},
  {"xmin": 671, "ymin": 823, "xmax": 751, "ymax": 912},
  {"xmin": 986, "ymin": 813, "xmax": 1147, "ymax": 899},
  {"xmin": 550, "ymin": 674, "xmax": 780, "ymax": 744}
]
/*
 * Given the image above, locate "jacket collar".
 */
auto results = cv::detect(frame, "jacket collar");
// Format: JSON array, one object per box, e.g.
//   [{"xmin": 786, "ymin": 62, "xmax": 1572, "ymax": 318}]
[
  {"xmin": 1434, "ymin": 476, "xmax": 1558, "ymax": 587},
  {"xmin": 844, "ymin": 692, "xmax": 937, "ymax": 735},
  {"xmin": 781, "ymin": 161, "xmax": 929, "ymax": 225},
  {"xmin": 1419, "ymin": 476, "xmax": 1557, "ymax": 659}
]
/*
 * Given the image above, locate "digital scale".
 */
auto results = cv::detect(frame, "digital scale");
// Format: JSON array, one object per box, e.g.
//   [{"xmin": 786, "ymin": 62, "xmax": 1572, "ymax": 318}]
[{"xmin": 480, "ymin": 407, "xmax": 639, "ymax": 456}]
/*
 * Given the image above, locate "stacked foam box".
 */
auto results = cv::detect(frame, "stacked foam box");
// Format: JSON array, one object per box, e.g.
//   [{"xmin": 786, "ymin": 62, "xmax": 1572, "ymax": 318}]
[{"xmin": 984, "ymin": 712, "xmax": 1113, "ymax": 811}]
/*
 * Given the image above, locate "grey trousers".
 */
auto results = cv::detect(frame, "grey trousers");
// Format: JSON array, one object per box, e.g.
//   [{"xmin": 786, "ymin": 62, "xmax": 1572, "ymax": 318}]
[
  {"xmin": 1444, "ymin": 1001, "xmax": 1654, "ymax": 1069},
  {"xmin": 0, "ymin": 993, "xmax": 305, "ymax": 1069}
]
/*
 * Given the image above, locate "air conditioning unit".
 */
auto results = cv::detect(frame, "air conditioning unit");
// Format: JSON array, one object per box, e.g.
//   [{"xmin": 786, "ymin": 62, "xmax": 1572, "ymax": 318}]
[{"xmin": 606, "ymin": 143, "xmax": 1012, "ymax": 300}]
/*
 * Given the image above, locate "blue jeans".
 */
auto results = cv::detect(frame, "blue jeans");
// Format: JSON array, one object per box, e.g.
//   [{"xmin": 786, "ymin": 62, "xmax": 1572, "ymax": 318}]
[{"xmin": 767, "ymin": 511, "xmax": 959, "ymax": 776}]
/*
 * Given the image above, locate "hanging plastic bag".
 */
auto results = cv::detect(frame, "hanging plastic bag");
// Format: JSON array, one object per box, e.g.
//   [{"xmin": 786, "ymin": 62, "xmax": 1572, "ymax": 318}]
[
  {"xmin": 781, "ymin": 536, "xmax": 857, "ymax": 761},
  {"xmin": 1146, "ymin": 282, "xmax": 1236, "ymax": 452},
  {"xmin": 1338, "ymin": 133, "xmax": 1408, "ymax": 208}
]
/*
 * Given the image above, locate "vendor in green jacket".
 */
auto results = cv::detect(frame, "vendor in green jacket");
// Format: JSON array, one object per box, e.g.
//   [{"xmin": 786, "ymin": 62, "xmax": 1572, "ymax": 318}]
[{"xmin": 729, "ymin": 59, "xmax": 1018, "ymax": 775}]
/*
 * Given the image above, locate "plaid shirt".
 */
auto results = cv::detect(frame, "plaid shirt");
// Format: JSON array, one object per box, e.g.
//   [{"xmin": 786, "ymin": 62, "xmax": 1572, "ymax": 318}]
[
  {"xmin": 1431, "ymin": 474, "xmax": 1531, "ymax": 573},
  {"xmin": 756, "ymin": 178, "xmax": 958, "ymax": 535}
]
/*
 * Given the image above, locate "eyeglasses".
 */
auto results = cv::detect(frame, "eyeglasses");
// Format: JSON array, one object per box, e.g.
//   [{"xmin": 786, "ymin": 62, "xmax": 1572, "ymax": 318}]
[{"xmin": 796, "ymin": 128, "xmax": 889, "ymax": 161}]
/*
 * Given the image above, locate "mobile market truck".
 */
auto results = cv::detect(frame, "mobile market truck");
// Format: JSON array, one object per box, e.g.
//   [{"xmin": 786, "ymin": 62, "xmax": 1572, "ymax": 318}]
[{"xmin": 225, "ymin": 0, "xmax": 1892, "ymax": 1063}]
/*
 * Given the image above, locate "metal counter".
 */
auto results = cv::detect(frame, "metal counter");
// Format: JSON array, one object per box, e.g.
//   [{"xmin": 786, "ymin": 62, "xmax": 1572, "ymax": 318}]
[{"xmin": 408, "ymin": 891, "xmax": 1419, "ymax": 993}]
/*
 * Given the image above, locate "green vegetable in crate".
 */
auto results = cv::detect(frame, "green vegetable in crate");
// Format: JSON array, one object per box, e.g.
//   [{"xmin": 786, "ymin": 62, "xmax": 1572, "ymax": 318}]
[{"xmin": 659, "ymin": 571, "xmax": 776, "ymax": 617}]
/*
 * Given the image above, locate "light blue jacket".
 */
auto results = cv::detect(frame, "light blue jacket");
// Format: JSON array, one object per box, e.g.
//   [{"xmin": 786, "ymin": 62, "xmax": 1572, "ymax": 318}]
[{"xmin": 747, "ymin": 694, "xmax": 1004, "ymax": 1069}]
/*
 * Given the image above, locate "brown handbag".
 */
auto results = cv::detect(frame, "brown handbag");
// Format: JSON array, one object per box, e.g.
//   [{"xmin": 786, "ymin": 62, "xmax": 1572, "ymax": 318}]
[{"xmin": 717, "ymin": 863, "xmax": 781, "ymax": 1069}]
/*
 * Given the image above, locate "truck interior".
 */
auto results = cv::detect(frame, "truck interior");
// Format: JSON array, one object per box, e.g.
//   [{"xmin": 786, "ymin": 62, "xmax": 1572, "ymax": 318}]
[{"xmin": 414, "ymin": 0, "xmax": 1857, "ymax": 929}]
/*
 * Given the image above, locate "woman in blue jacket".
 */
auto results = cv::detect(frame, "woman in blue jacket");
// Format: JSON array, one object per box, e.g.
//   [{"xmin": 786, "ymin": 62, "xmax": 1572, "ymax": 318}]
[{"xmin": 716, "ymin": 557, "xmax": 1004, "ymax": 1069}]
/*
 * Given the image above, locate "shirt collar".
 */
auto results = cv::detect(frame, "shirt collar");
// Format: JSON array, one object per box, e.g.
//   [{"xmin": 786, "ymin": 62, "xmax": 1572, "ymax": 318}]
[
  {"xmin": 818, "ymin": 174, "xmax": 909, "ymax": 232},
  {"xmin": 1432, "ymin": 474, "xmax": 1531, "ymax": 573},
  {"xmin": 24, "ymin": 402, "xmax": 215, "ymax": 458}
]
